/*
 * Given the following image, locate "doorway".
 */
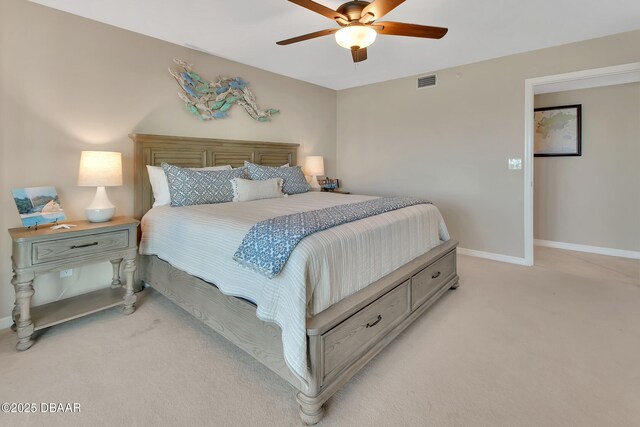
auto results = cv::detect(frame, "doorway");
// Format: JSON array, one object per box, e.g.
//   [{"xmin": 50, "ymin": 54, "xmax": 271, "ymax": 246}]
[{"xmin": 523, "ymin": 62, "xmax": 640, "ymax": 266}]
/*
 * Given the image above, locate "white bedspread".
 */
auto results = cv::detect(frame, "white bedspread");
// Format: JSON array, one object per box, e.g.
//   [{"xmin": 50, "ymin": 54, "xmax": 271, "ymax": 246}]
[{"xmin": 139, "ymin": 192, "xmax": 449, "ymax": 382}]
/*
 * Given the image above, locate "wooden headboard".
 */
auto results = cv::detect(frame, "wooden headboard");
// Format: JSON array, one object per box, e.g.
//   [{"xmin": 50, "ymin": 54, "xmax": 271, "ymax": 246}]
[{"xmin": 130, "ymin": 133, "xmax": 299, "ymax": 219}]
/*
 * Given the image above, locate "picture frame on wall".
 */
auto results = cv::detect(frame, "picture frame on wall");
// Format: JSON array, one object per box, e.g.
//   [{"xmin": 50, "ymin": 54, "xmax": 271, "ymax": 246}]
[{"xmin": 534, "ymin": 104, "xmax": 582, "ymax": 156}]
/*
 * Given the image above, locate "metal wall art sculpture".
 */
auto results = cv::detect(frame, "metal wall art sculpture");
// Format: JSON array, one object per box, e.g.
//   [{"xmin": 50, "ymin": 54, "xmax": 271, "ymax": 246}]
[{"xmin": 169, "ymin": 59, "xmax": 279, "ymax": 122}]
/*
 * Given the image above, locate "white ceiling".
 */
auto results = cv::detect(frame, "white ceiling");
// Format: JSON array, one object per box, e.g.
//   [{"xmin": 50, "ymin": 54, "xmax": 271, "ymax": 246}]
[{"xmin": 32, "ymin": 0, "xmax": 640, "ymax": 90}]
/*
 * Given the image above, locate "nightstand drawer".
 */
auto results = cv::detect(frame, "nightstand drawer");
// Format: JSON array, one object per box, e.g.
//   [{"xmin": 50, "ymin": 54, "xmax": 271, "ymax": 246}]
[{"xmin": 32, "ymin": 230, "xmax": 129, "ymax": 265}]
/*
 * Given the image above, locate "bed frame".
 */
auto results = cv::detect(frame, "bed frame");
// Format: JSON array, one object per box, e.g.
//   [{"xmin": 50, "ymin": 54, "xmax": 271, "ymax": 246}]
[{"xmin": 131, "ymin": 133, "xmax": 459, "ymax": 424}]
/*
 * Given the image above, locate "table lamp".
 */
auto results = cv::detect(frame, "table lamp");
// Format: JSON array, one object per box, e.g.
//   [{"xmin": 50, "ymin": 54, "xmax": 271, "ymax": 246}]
[
  {"xmin": 305, "ymin": 156, "xmax": 325, "ymax": 191},
  {"xmin": 78, "ymin": 151, "xmax": 122, "ymax": 222}
]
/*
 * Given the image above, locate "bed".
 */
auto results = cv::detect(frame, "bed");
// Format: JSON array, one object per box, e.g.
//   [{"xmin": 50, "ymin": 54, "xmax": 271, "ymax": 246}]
[{"xmin": 131, "ymin": 133, "xmax": 459, "ymax": 424}]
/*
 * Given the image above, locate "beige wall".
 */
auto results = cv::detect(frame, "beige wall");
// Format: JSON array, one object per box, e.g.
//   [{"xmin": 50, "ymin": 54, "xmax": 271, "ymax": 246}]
[
  {"xmin": 0, "ymin": 0, "xmax": 337, "ymax": 322},
  {"xmin": 337, "ymin": 30, "xmax": 640, "ymax": 258},
  {"xmin": 534, "ymin": 83, "xmax": 640, "ymax": 251},
  {"xmin": 2, "ymin": 0, "xmax": 639, "ymax": 326}
]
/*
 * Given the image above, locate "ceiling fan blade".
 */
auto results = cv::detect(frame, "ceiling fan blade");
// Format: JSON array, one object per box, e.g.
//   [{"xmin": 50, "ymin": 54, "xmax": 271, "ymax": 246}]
[
  {"xmin": 276, "ymin": 28, "xmax": 338, "ymax": 45},
  {"xmin": 374, "ymin": 21, "xmax": 448, "ymax": 39},
  {"xmin": 359, "ymin": 0, "xmax": 405, "ymax": 23},
  {"xmin": 350, "ymin": 47, "xmax": 368, "ymax": 63},
  {"xmin": 287, "ymin": 0, "xmax": 349, "ymax": 22}
]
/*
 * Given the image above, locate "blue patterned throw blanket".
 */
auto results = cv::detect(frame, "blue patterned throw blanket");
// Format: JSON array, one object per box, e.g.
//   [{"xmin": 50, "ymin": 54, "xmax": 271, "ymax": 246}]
[{"xmin": 233, "ymin": 197, "xmax": 430, "ymax": 278}]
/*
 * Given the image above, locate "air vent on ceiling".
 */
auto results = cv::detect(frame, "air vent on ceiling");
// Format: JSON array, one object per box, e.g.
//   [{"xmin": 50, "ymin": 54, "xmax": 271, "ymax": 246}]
[{"xmin": 417, "ymin": 74, "xmax": 437, "ymax": 89}]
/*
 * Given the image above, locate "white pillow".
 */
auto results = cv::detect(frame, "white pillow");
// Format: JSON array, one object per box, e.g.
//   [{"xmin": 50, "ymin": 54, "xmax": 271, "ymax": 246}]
[
  {"xmin": 147, "ymin": 164, "xmax": 232, "ymax": 207},
  {"xmin": 231, "ymin": 177, "xmax": 284, "ymax": 202}
]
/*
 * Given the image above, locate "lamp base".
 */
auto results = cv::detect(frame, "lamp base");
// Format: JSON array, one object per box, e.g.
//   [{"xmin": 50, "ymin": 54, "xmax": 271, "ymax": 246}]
[
  {"xmin": 309, "ymin": 175, "xmax": 321, "ymax": 191},
  {"xmin": 85, "ymin": 207, "xmax": 116, "ymax": 223},
  {"xmin": 85, "ymin": 186, "xmax": 116, "ymax": 223}
]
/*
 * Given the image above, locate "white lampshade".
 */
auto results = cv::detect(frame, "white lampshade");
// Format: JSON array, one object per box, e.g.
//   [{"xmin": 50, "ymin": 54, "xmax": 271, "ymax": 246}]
[
  {"xmin": 78, "ymin": 151, "xmax": 122, "ymax": 222},
  {"xmin": 335, "ymin": 25, "xmax": 377, "ymax": 49},
  {"xmin": 305, "ymin": 156, "xmax": 325, "ymax": 176},
  {"xmin": 78, "ymin": 151, "xmax": 123, "ymax": 187},
  {"xmin": 305, "ymin": 156, "xmax": 325, "ymax": 191}
]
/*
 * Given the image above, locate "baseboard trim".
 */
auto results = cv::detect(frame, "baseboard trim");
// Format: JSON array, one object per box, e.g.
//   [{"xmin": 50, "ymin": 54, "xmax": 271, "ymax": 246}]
[
  {"xmin": 0, "ymin": 316, "xmax": 14, "ymax": 331},
  {"xmin": 534, "ymin": 239, "xmax": 640, "ymax": 260},
  {"xmin": 457, "ymin": 247, "xmax": 528, "ymax": 266}
]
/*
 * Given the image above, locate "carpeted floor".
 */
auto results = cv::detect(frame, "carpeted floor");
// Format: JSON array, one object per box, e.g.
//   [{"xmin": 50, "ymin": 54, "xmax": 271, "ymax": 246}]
[{"xmin": 1, "ymin": 251, "xmax": 639, "ymax": 427}]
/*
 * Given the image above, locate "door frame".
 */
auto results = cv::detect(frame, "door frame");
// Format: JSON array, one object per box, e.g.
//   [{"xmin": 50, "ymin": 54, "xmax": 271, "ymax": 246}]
[{"xmin": 523, "ymin": 62, "xmax": 640, "ymax": 266}]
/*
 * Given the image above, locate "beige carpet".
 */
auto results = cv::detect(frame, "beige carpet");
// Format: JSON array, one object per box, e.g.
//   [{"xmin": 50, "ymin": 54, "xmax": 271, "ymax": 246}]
[{"xmin": 1, "ymin": 252, "xmax": 639, "ymax": 427}]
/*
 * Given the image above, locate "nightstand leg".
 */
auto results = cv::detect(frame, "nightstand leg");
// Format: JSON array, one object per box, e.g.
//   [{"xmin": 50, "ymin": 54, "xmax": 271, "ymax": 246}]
[
  {"xmin": 11, "ymin": 273, "xmax": 18, "ymax": 331},
  {"xmin": 110, "ymin": 258, "xmax": 123, "ymax": 288},
  {"xmin": 12, "ymin": 271, "xmax": 35, "ymax": 351},
  {"xmin": 122, "ymin": 257, "xmax": 137, "ymax": 315}
]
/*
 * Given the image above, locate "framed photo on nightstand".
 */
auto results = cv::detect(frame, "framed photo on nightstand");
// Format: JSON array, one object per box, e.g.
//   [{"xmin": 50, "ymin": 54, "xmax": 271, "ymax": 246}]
[
  {"xmin": 318, "ymin": 178, "xmax": 340, "ymax": 192},
  {"xmin": 11, "ymin": 186, "xmax": 66, "ymax": 228}
]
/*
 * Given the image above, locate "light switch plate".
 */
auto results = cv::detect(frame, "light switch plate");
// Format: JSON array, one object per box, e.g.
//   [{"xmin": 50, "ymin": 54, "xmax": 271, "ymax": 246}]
[
  {"xmin": 60, "ymin": 269, "xmax": 73, "ymax": 278},
  {"xmin": 508, "ymin": 158, "xmax": 522, "ymax": 170}
]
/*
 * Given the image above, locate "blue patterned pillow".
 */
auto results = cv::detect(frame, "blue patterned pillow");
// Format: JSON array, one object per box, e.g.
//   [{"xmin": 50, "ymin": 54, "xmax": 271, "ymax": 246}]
[
  {"xmin": 244, "ymin": 162, "xmax": 311, "ymax": 195},
  {"xmin": 162, "ymin": 163, "xmax": 247, "ymax": 206}
]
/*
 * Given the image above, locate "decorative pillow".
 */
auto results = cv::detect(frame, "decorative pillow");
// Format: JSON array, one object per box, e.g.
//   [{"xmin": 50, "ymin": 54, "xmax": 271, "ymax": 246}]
[
  {"xmin": 244, "ymin": 162, "xmax": 311, "ymax": 195},
  {"xmin": 232, "ymin": 163, "xmax": 287, "ymax": 169},
  {"xmin": 161, "ymin": 163, "xmax": 246, "ymax": 206},
  {"xmin": 147, "ymin": 164, "xmax": 231, "ymax": 207},
  {"xmin": 231, "ymin": 177, "xmax": 284, "ymax": 202}
]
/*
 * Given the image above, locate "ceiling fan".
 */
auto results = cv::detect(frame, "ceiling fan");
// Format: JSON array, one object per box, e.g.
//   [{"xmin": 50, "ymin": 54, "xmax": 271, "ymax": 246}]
[{"xmin": 276, "ymin": 0, "xmax": 448, "ymax": 63}]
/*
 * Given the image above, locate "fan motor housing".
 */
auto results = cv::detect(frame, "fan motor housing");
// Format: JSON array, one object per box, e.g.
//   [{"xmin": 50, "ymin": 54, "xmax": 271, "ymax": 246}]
[{"xmin": 337, "ymin": 1, "xmax": 370, "ymax": 23}]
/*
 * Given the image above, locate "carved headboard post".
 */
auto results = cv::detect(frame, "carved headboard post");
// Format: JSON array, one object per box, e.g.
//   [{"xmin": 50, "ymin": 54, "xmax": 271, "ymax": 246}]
[{"xmin": 130, "ymin": 134, "xmax": 299, "ymax": 219}]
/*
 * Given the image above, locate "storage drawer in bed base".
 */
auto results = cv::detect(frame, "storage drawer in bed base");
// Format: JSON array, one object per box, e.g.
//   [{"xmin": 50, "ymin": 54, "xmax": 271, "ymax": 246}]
[
  {"xmin": 411, "ymin": 251, "xmax": 456, "ymax": 310},
  {"xmin": 139, "ymin": 240, "xmax": 459, "ymax": 426},
  {"xmin": 321, "ymin": 281, "xmax": 410, "ymax": 385},
  {"xmin": 316, "ymin": 246, "xmax": 459, "ymax": 388},
  {"xmin": 303, "ymin": 260, "xmax": 458, "ymax": 423}
]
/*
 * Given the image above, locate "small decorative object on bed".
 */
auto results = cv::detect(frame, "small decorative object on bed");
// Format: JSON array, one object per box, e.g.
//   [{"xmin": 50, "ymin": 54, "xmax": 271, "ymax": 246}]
[
  {"xmin": 169, "ymin": 59, "xmax": 279, "ymax": 122},
  {"xmin": 12, "ymin": 186, "xmax": 66, "ymax": 228},
  {"xmin": 78, "ymin": 151, "xmax": 123, "ymax": 222},
  {"xmin": 534, "ymin": 104, "xmax": 582, "ymax": 156}
]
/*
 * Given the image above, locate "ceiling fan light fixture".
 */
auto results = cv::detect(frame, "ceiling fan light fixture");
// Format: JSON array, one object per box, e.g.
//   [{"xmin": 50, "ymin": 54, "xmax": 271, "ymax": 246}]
[
  {"xmin": 277, "ymin": 0, "xmax": 449, "ymax": 63},
  {"xmin": 335, "ymin": 25, "xmax": 377, "ymax": 49}
]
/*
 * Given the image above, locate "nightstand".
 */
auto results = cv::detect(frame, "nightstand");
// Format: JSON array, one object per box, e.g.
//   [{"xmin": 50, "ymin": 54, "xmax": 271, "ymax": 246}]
[
  {"xmin": 8, "ymin": 217, "xmax": 139, "ymax": 351},
  {"xmin": 323, "ymin": 190, "xmax": 351, "ymax": 194}
]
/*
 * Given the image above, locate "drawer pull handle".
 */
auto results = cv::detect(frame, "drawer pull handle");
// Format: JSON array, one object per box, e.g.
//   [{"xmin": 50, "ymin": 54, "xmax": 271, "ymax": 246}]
[
  {"xmin": 70, "ymin": 242, "xmax": 99, "ymax": 249},
  {"xmin": 432, "ymin": 271, "xmax": 441, "ymax": 279},
  {"xmin": 366, "ymin": 315, "xmax": 382, "ymax": 328}
]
